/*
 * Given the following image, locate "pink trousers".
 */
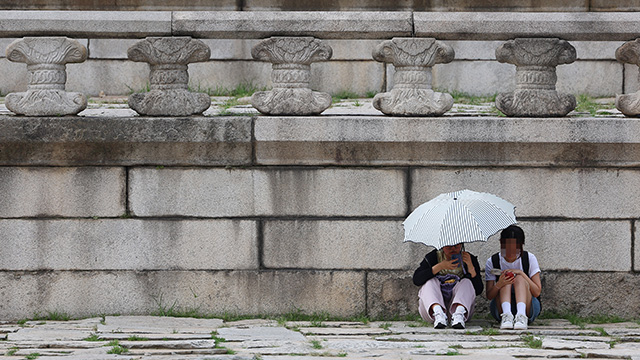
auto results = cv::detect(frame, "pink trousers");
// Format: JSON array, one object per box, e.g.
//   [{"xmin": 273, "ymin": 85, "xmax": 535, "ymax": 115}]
[{"xmin": 418, "ymin": 277, "xmax": 476, "ymax": 322}]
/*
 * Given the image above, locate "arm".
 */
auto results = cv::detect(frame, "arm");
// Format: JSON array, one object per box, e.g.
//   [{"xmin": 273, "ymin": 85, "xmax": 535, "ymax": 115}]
[
  {"xmin": 486, "ymin": 273, "xmax": 514, "ymax": 300},
  {"xmin": 462, "ymin": 252, "xmax": 483, "ymax": 295},
  {"xmin": 413, "ymin": 250, "xmax": 459, "ymax": 286}
]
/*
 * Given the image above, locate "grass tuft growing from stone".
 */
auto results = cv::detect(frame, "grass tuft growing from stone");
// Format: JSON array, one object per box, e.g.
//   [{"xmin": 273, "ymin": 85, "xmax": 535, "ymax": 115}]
[{"xmin": 521, "ymin": 334, "xmax": 543, "ymax": 349}]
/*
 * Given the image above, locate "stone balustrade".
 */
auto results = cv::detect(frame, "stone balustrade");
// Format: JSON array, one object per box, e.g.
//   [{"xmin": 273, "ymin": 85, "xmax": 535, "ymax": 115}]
[{"xmin": 1, "ymin": 11, "xmax": 639, "ymax": 117}]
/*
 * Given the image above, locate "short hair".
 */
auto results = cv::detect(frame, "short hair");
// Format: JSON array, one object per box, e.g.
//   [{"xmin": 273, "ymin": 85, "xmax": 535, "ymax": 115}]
[{"xmin": 500, "ymin": 225, "xmax": 525, "ymax": 245}]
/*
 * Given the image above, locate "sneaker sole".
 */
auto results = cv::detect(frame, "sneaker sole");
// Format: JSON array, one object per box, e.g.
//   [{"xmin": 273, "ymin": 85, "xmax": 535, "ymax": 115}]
[
  {"xmin": 452, "ymin": 323, "xmax": 465, "ymax": 329},
  {"xmin": 513, "ymin": 325, "xmax": 528, "ymax": 330},
  {"xmin": 434, "ymin": 322, "xmax": 447, "ymax": 329}
]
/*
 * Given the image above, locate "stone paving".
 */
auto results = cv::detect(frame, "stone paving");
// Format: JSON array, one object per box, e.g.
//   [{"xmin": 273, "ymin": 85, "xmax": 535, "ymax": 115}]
[{"xmin": 1, "ymin": 315, "xmax": 640, "ymax": 359}]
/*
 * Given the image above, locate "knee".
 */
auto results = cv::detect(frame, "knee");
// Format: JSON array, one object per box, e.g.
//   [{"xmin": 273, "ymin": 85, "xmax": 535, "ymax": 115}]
[{"xmin": 514, "ymin": 275, "xmax": 529, "ymax": 288}]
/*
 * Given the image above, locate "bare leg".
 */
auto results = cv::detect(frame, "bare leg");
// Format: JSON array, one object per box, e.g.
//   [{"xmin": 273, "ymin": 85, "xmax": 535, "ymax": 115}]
[
  {"xmin": 499, "ymin": 284, "xmax": 513, "ymax": 313},
  {"xmin": 513, "ymin": 275, "xmax": 532, "ymax": 315}
]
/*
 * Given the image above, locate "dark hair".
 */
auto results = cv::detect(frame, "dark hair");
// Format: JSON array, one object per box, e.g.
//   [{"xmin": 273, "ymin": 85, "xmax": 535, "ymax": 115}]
[{"xmin": 500, "ymin": 225, "xmax": 525, "ymax": 245}]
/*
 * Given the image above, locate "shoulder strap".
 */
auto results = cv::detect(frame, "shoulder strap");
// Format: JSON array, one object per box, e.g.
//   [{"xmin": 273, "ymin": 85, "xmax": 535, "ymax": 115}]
[
  {"xmin": 491, "ymin": 253, "xmax": 500, "ymax": 270},
  {"xmin": 521, "ymin": 250, "xmax": 530, "ymax": 275}
]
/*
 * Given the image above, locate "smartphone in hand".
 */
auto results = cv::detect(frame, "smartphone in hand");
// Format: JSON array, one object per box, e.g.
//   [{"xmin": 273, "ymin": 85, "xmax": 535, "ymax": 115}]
[{"xmin": 451, "ymin": 254, "xmax": 463, "ymax": 267}]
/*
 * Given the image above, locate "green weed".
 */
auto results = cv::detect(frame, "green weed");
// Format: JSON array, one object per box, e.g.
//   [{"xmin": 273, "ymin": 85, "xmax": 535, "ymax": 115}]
[
  {"xmin": 127, "ymin": 335, "xmax": 149, "ymax": 341},
  {"xmin": 310, "ymin": 339, "xmax": 323, "ymax": 349},
  {"xmin": 467, "ymin": 328, "xmax": 500, "ymax": 336},
  {"xmin": 25, "ymin": 353, "xmax": 40, "ymax": 360},
  {"xmin": 5, "ymin": 347, "xmax": 18, "ymax": 356},
  {"xmin": 83, "ymin": 333, "xmax": 101, "ymax": 341},
  {"xmin": 332, "ymin": 90, "xmax": 360, "ymax": 102},
  {"xmin": 521, "ymin": 334, "xmax": 543, "ymax": 349},
  {"xmin": 379, "ymin": 322, "xmax": 392, "ymax": 330},
  {"xmin": 365, "ymin": 90, "xmax": 378, "ymax": 98}
]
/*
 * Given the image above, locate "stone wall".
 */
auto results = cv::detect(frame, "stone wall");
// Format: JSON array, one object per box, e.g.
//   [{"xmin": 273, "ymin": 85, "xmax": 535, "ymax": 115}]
[{"xmin": 1, "ymin": 115, "xmax": 639, "ymax": 320}]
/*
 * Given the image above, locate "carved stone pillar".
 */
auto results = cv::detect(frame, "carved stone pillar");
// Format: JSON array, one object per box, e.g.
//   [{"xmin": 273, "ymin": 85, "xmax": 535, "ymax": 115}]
[
  {"xmin": 5, "ymin": 37, "xmax": 87, "ymax": 116},
  {"xmin": 128, "ymin": 37, "xmax": 211, "ymax": 116},
  {"xmin": 495, "ymin": 38, "xmax": 576, "ymax": 117},
  {"xmin": 372, "ymin": 38, "xmax": 454, "ymax": 116},
  {"xmin": 251, "ymin": 37, "xmax": 332, "ymax": 116},
  {"xmin": 615, "ymin": 39, "xmax": 640, "ymax": 117}
]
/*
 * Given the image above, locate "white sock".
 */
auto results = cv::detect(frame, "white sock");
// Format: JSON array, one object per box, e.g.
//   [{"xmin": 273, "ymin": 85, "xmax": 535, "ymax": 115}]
[
  {"xmin": 501, "ymin": 302, "xmax": 512, "ymax": 315},
  {"xmin": 516, "ymin": 302, "xmax": 527, "ymax": 316},
  {"xmin": 432, "ymin": 304, "xmax": 444, "ymax": 315},
  {"xmin": 454, "ymin": 306, "xmax": 466, "ymax": 315}
]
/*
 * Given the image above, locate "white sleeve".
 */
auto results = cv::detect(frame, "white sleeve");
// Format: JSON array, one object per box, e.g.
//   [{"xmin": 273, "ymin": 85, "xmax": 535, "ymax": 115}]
[
  {"xmin": 485, "ymin": 257, "xmax": 496, "ymax": 281},
  {"xmin": 528, "ymin": 253, "xmax": 541, "ymax": 278}
]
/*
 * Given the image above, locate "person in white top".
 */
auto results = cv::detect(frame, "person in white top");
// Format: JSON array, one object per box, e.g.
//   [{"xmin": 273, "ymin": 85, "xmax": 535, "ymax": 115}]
[{"xmin": 485, "ymin": 225, "xmax": 542, "ymax": 330}]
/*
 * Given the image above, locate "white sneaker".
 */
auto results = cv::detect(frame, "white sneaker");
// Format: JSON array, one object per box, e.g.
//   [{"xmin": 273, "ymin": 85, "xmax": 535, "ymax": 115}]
[
  {"xmin": 500, "ymin": 312, "xmax": 514, "ymax": 329},
  {"xmin": 513, "ymin": 313, "xmax": 528, "ymax": 330},
  {"xmin": 433, "ymin": 311, "xmax": 447, "ymax": 329},
  {"xmin": 451, "ymin": 312, "xmax": 466, "ymax": 329}
]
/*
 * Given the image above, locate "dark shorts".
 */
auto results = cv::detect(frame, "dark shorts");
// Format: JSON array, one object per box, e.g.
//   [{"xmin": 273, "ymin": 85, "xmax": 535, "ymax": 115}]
[{"xmin": 490, "ymin": 295, "xmax": 541, "ymax": 322}]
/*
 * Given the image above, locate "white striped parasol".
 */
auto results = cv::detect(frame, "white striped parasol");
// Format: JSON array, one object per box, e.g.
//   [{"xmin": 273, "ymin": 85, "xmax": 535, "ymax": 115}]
[{"xmin": 403, "ymin": 189, "xmax": 517, "ymax": 249}]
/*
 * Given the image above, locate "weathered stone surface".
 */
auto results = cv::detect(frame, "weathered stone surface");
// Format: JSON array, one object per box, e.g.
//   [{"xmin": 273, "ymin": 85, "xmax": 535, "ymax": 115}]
[
  {"xmin": 414, "ymin": 12, "xmax": 640, "ymax": 41},
  {"xmin": 245, "ymin": 0, "xmax": 588, "ymax": 11},
  {"xmin": 127, "ymin": 37, "xmax": 211, "ymax": 116},
  {"xmin": 263, "ymin": 220, "xmax": 424, "ymax": 270},
  {"xmin": 366, "ymin": 271, "xmax": 418, "ymax": 319},
  {"xmin": 542, "ymin": 338, "xmax": 610, "ymax": 350},
  {"xmin": 429, "ymin": 60, "xmax": 516, "ymax": 96},
  {"xmin": 557, "ymin": 60, "xmax": 622, "ymax": 97},
  {"xmin": 130, "ymin": 168, "xmax": 406, "ymax": 217},
  {"xmin": 218, "ymin": 327, "xmax": 305, "ymax": 341},
  {"xmin": 0, "ymin": 167, "xmax": 124, "ymax": 217},
  {"xmin": 173, "ymin": 11, "xmax": 412, "ymax": 39},
  {"xmin": 0, "ymin": 116, "xmax": 253, "ymax": 166},
  {"xmin": 98, "ymin": 316, "xmax": 223, "ymax": 334},
  {"xmin": 464, "ymin": 220, "xmax": 631, "ymax": 271},
  {"xmin": 5, "ymin": 37, "xmax": 87, "ymax": 116},
  {"xmin": 411, "ymin": 168, "xmax": 640, "ymax": 219},
  {"xmin": 372, "ymin": 38, "xmax": 454, "ymax": 116},
  {"xmin": 495, "ymin": 38, "xmax": 576, "ymax": 117},
  {"xmin": 251, "ymin": 37, "xmax": 332, "ymax": 115},
  {"xmin": 0, "ymin": 219, "xmax": 258, "ymax": 270},
  {"xmin": 616, "ymin": 39, "xmax": 640, "ymax": 117},
  {"xmin": 254, "ymin": 116, "xmax": 640, "ymax": 166},
  {"xmin": 0, "ymin": 270, "xmax": 365, "ymax": 319}
]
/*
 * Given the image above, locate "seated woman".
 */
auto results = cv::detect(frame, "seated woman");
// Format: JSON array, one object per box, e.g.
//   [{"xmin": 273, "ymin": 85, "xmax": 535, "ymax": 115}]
[
  {"xmin": 485, "ymin": 225, "xmax": 542, "ymax": 330},
  {"xmin": 413, "ymin": 243, "xmax": 483, "ymax": 329}
]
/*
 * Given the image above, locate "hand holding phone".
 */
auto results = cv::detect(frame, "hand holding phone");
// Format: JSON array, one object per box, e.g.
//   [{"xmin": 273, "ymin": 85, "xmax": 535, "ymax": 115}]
[{"xmin": 451, "ymin": 254, "xmax": 463, "ymax": 268}]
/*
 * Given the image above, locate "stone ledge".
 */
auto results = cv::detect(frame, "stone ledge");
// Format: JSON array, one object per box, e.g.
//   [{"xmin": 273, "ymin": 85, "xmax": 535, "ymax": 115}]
[
  {"xmin": 1, "ymin": 11, "xmax": 637, "ymax": 40},
  {"xmin": 0, "ymin": 11, "xmax": 172, "ymax": 38},
  {"xmin": 415, "ymin": 12, "xmax": 640, "ymax": 41},
  {"xmin": 2, "ymin": 116, "xmax": 640, "ymax": 166},
  {"xmin": 0, "ymin": 116, "xmax": 252, "ymax": 166},
  {"xmin": 254, "ymin": 116, "xmax": 640, "ymax": 166},
  {"xmin": 173, "ymin": 11, "xmax": 413, "ymax": 39}
]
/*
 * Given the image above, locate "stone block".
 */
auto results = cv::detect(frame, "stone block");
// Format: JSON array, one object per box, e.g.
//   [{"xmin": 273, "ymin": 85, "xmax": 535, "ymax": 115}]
[
  {"xmin": 88, "ymin": 38, "xmax": 138, "ymax": 59},
  {"xmin": 0, "ymin": 167, "xmax": 124, "ymax": 217},
  {"xmin": 67, "ymin": 60, "xmax": 151, "ymax": 96},
  {"xmin": 541, "ymin": 272, "xmax": 640, "ymax": 318},
  {"xmin": 572, "ymin": 41, "xmax": 623, "ymax": 60},
  {"xmin": 414, "ymin": 12, "xmax": 640, "ymax": 41},
  {"xmin": 263, "ymin": 220, "xmax": 425, "ymax": 270},
  {"xmin": 0, "ymin": 270, "xmax": 365, "ymax": 320},
  {"xmin": 590, "ymin": 0, "xmax": 640, "ymax": 11},
  {"xmin": 0, "ymin": 0, "xmax": 238, "ymax": 10},
  {"xmin": 429, "ymin": 60, "xmax": 516, "ymax": 96},
  {"xmin": 0, "ymin": 219, "xmax": 258, "ymax": 270},
  {"xmin": 446, "ymin": 41, "xmax": 503, "ymax": 60},
  {"xmin": 557, "ymin": 61, "xmax": 623, "ymax": 97},
  {"xmin": 411, "ymin": 168, "xmax": 640, "ymax": 219},
  {"xmin": 130, "ymin": 168, "xmax": 406, "ymax": 217},
  {"xmin": 465, "ymin": 220, "xmax": 631, "ymax": 272},
  {"xmin": 0, "ymin": 11, "xmax": 172, "ymax": 38},
  {"xmin": 624, "ymin": 63, "xmax": 639, "ymax": 94},
  {"xmin": 255, "ymin": 116, "xmax": 640, "ymax": 167},
  {"xmin": 311, "ymin": 61, "xmax": 384, "ymax": 96},
  {"xmin": 366, "ymin": 271, "xmax": 418, "ymax": 319},
  {"xmin": 188, "ymin": 60, "xmax": 271, "ymax": 94},
  {"xmin": 325, "ymin": 39, "xmax": 383, "ymax": 61},
  {"xmin": 173, "ymin": 11, "xmax": 413, "ymax": 39},
  {"xmin": 0, "ymin": 117, "xmax": 253, "ymax": 166}
]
